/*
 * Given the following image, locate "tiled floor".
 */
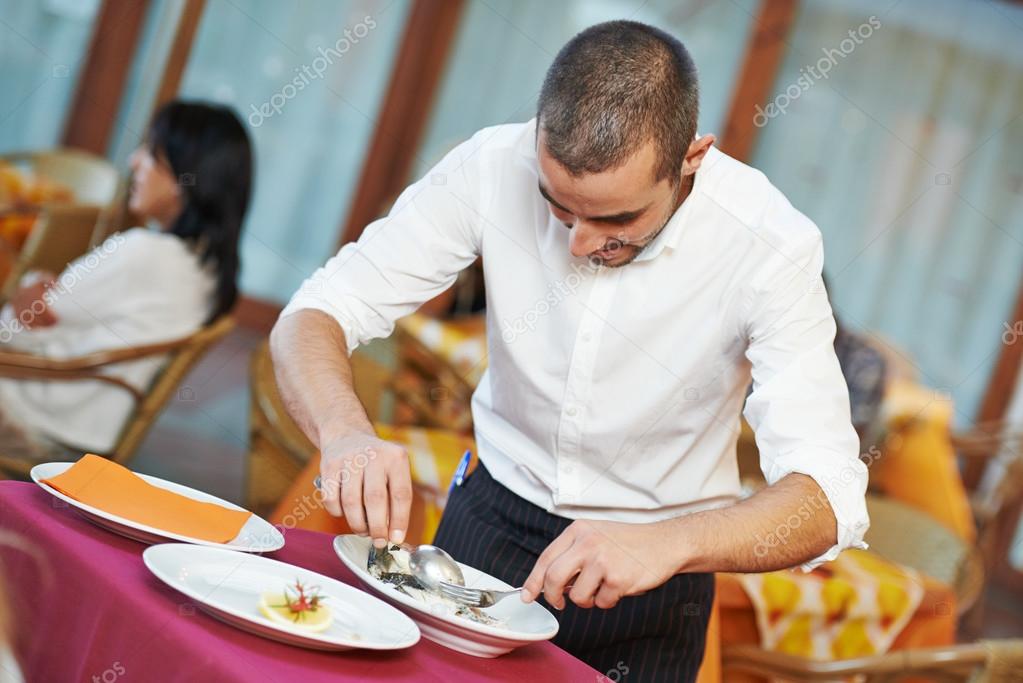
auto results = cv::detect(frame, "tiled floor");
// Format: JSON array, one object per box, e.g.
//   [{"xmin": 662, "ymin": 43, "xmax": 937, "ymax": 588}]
[
  {"xmin": 132, "ymin": 326, "xmax": 263, "ymax": 504},
  {"xmin": 131, "ymin": 327, "xmax": 397, "ymax": 504},
  {"xmin": 132, "ymin": 328, "xmax": 1023, "ymax": 640}
]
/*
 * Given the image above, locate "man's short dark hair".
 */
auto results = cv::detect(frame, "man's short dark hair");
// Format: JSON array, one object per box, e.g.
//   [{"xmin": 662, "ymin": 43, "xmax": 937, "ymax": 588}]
[{"xmin": 537, "ymin": 20, "xmax": 699, "ymax": 182}]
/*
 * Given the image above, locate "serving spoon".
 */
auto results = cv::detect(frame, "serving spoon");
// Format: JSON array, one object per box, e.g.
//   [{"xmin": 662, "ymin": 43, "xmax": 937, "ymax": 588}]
[
  {"xmin": 408, "ymin": 544, "xmax": 465, "ymax": 590},
  {"xmin": 409, "ymin": 544, "xmax": 525, "ymax": 608}
]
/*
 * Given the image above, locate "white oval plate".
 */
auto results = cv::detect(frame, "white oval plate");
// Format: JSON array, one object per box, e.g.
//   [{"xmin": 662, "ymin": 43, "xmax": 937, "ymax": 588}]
[
  {"xmin": 144, "ymin": 543, "xmax": 420, "ymax": 651},
  {"xmin": 31, "ymin": 461, "xmax": 284, "ymax": 552},
  {"xmin": 333, "ymin": 535, "xmax": 559, "ymax": 658}
]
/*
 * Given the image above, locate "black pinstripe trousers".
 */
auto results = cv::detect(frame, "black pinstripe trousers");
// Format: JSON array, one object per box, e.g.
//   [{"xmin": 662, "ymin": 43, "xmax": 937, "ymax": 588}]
[{"xmin": 433, "ymin": 463, "xmax": 715, "ymax": 683}]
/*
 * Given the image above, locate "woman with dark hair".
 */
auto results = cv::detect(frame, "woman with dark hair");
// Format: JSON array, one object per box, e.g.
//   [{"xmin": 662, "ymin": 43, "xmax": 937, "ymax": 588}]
[{"xmin": 0, "ymin": 100, "xmax": 252, "ymax": 475}]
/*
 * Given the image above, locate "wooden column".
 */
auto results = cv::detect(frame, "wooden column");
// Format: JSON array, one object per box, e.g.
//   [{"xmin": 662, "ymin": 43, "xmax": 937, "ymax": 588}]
[
  {"xmin": 977, "ymin": 324, "xmax": 1023, "ymax": 588},
  {"xmin": 977, "ymin": 283, "xmax": 1023, "ymax": 425},
  {"xmin": 718, "ymin": 0, "xmax": 799, "ymax": 162},
  {"xmin": 964, "ymin": 280, "xmax": 1023, "ymax": 491},
  {"xmin": 62, "ymin": 0, "xmax": 151, "ymax": 154},
  {"xmin": 337, "ymin": 0, "xmax": 466, "ymax": 247},
  {"xmin": 152, "ymin": 0, "xmax": 207, "ymax": 109}
]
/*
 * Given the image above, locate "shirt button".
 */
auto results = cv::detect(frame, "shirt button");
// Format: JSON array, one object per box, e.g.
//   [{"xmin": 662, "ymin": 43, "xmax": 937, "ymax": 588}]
[
  {"xmin": 562, "ymin": 464, "xmax": 574, "ymax": 475},
  {"xmin": 581, "ymin": 332, "xmax": 592, "ymax": 342},
  {"xmin": 565, "ymin": 406, "xmax": 577, "ymax": 417}
]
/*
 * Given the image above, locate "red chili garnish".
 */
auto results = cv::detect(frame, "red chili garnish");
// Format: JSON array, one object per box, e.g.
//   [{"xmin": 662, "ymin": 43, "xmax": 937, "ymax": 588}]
[{"xmin": 270, "ymin": 580, "xmax": 327, "ymax": 622}]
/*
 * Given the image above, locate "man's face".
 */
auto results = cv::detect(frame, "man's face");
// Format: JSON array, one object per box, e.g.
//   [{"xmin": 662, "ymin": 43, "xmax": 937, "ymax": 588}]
[{"xmin": 537, "ymin": 131, "xmax": 681, "ymax": 267}]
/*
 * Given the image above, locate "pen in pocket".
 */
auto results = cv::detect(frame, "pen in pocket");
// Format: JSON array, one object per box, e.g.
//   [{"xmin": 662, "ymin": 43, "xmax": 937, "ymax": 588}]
[{"xmin": 448, "ymin": 449, "xmax": 472, "ymax": 495}]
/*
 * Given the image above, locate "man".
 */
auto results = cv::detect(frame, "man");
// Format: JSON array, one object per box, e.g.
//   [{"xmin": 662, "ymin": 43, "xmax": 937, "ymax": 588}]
[{"xmin": 272, "ymin": 20, "xmax": 868, "ymax": 681}]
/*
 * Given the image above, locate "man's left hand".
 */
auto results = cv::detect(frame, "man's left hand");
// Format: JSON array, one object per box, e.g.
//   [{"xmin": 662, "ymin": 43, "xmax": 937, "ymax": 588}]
[{"xmin": 521, "ymin": 518, "xmax": 680, "ymax": 610}]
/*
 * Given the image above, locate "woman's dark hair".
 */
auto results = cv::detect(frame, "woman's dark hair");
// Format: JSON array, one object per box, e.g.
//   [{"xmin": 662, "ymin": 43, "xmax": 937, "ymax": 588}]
[{"xmin": 147, "ymin": 100, "xmax": 253, "ymax": 322}]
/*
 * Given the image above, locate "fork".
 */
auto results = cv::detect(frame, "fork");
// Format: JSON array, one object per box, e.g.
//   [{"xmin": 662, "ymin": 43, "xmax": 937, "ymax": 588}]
[{"xmin": 437, "ymin": 581, "xmax": 524, "ymax": 608}]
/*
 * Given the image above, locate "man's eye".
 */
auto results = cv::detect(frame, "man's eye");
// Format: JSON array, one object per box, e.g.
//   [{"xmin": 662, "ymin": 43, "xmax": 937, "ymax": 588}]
[{"xmin": 602, "ymin": 216, "xmax": 636, "ymax": 226}]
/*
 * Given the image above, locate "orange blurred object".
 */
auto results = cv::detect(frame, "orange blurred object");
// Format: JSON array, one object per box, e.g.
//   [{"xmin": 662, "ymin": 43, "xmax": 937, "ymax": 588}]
[
  {"xmin": 0, "ymin": 160, "xmax": 75, "ymax": 252},
  {"xmin": 872, "ymin": 378, "xmax": 977, "ymax": 542}
]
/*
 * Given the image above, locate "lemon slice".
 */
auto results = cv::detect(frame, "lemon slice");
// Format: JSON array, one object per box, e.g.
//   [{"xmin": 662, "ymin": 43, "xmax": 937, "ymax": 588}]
[{"xmin": 259, "ymin": 591, "xmax": 332, "ymax": 632}]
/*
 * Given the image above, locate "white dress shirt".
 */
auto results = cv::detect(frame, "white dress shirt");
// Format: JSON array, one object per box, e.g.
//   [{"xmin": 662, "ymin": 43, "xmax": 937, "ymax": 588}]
[
  {"xmin": 282, "ymin": 120, "xmax": 870, "ymax": 569},
  {"xmin": 0, "ymin": 228, "xmax": 214, "ymax": 453}
]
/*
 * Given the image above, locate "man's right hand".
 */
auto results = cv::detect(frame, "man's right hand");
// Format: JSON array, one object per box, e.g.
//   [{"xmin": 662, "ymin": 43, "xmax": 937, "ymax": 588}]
[
  {"xmin": 270, "ymin": 311, "xmax": 409, "ymax": 548},
  {"xmin": 319, "ymin": 432, "xmax": 413, "ymax": 549}
]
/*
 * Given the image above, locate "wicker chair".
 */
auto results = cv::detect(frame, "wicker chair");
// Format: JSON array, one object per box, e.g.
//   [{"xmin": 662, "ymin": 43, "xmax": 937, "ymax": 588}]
[
  {"xmin": 864, "ymin": 494, "xmax": 985, "ymax": 617},
  {"xmin": 245, "ymin": 340, "xmax": 392, "ymax": 516},
  {"xmin": 952, "ymin": 421, "xmax": 1023, "ymax": 564},
  {"xmin": 390, "ymin": 316, "xmax": 482, "ymax": 433},
  {"xmin": 1, "ymin": 204, "xmax": 106, "ymax": 301},
  {"xmin": 0, "ymin": 316, "xmax": 235, "ymax": 477},
  {"xmin": 736, "ymin": 430, "xmax": 988, "ymax": 617},
  {"xmin": 722, "ymin": 639, "xmax": 1023, "ymax": 682}
]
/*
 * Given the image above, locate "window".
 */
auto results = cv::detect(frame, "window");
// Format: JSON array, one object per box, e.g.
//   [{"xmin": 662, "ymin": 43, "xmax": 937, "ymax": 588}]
[
  {"xmin": 413, "ymin": 0, "xmax": 758, "ymax": 174},
  {"xmin": 750, "ymin": 0, "xmax": 1023, "ymax": 419},
  {"xmin": 177, "ymin": 0, "xmax": 411, "ymax": 302},
  {"xmin": 0, "ymin": 0, "xmax": 100, "ymax": 152}
]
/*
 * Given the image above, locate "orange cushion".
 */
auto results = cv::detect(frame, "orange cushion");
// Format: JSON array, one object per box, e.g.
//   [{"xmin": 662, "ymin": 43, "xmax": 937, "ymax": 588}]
[{"xmin": 872, "ymin": 380, "xmax": 975, "ymax": 542}]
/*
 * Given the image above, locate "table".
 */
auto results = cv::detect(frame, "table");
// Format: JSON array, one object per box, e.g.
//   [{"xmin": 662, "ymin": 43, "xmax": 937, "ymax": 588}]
[{"xmin": 0, "ymin": 482, "xmax": 599, "ymax": 682}]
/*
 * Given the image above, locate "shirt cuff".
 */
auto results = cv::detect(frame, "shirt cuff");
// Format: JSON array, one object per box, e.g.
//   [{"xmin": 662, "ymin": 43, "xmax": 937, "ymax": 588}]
[{"xmin": 764, "ymin": 447, "xmax": 871, "ymax": 572}]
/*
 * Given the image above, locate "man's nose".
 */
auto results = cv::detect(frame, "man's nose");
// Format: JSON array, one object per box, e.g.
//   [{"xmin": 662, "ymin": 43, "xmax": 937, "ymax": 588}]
[{"xmin": 568, "ymin": 223, "xmax": 604, "ymax": 258}]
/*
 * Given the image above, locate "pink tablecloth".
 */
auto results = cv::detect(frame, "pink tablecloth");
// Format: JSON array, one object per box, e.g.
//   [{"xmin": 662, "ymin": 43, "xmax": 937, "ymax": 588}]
[{"xmin": 0, "ymin": 481, "xmax": 598, "ymax": 682}]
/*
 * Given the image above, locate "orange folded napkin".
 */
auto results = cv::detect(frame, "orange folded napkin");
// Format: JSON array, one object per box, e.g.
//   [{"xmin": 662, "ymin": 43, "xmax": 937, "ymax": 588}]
[{"xmin": 42, "ymin": 454, "xmax": 252, "ymax": 543}]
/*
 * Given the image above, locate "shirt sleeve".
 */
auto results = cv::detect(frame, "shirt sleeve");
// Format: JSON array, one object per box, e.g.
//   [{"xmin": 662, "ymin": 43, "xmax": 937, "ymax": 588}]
[
  {"xmin": 280, "ymin": 131, "xmax": 487, "ymax": 354},
  {"xmin": 741, "ymin": 216, "xmax": 870, "ymax": 572}
]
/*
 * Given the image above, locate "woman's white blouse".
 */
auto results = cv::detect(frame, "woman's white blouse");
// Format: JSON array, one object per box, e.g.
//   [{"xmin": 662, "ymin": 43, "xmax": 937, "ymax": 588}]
[{"xmin": 0, "ymin": 228, "xmax": 214, "ymax": 453}]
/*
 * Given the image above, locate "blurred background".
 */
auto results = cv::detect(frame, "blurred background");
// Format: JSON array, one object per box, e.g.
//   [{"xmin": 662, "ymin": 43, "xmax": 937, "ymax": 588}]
[{"xmin": 1, "ymin": 0, "xmax": 1022, "ymax": 678}]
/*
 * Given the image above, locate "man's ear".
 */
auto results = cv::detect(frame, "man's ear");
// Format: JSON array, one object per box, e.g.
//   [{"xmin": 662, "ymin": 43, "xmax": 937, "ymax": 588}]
[{"xmin": 682, "ymin": 134, "xmax": 717, "ymax": 176}]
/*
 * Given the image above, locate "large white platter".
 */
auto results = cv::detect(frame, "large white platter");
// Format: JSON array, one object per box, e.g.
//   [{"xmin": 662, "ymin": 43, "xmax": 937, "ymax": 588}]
[
  {"xmin": 333, "ymin": 534, "xmax": 559, "ymax": 658},
  {"xmin": 31, "ymin": 461, "xmax": 284, "ymax": 552},
  {"xmin": 144, "ymin": 543, "xmax": 420, "ymax": 651}
]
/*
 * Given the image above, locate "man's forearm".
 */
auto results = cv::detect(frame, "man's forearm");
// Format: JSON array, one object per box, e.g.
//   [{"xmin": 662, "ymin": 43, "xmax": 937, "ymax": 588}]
[
  {"xmin": 269, "ymin": 309, "xmax": 374, "ymax": 448},
  {"xmin": 670, "ymin": 473, "xmax": 837, "ymax": 573}
]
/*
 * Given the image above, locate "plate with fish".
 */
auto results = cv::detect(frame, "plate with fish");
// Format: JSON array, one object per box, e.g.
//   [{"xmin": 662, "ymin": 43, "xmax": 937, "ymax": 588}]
[{"xmin": 333, "ymin": 535, "xmax": 559, "ymax": 657}]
